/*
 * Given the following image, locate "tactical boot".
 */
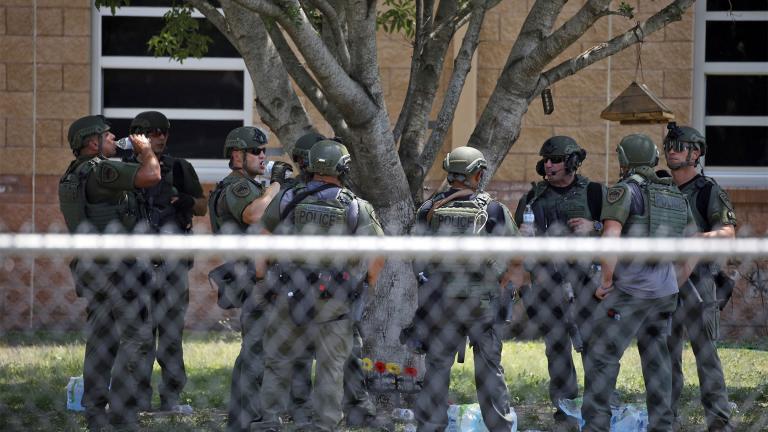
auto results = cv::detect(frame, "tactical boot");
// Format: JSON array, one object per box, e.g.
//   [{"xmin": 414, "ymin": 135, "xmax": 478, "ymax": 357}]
[{"xmin": 86, "ymin": 408, "xmax": 110, "ymax": 432}]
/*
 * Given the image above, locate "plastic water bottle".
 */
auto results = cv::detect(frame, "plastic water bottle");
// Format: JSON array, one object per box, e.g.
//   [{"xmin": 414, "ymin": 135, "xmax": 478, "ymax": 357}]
[
  {"xmin": 116, "ymin": 137, "xmax": 133, "ymax": 150},
  {"xmin": 522, "ymin": 204, "xmax": 535, "ymax": 236},
  {"xmin": 66, "ymin": 376, "xmax": 85, "ymax": 411}
]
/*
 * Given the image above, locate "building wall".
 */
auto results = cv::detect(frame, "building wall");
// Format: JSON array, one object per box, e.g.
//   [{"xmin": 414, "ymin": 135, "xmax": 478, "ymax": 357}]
[{"xmin": 1, "ymin": 1, "xmax": 765, "ymax": 334}]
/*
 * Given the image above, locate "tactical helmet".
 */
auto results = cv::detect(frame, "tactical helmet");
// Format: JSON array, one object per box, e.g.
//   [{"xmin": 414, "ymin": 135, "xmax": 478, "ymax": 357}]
[
  {"xmin": 537, "ymin": 136, "xmax": 586, "ymax": 175},
  {"xmin": 67, "ymin": 115, "xmax": 111, "ymax": 151},
  {"xmin": 292, "ymin": 132, "xmax": 326, "ymax": 163},
  {"xmin": 308, "ymin": 140, "xmax": 351, "ymax": 177},
  {"xmin": 617, "ymin": 134, "xmax": 659, "ymax": 168},
  {"xmin": 129, "ymin": 111, "xmax": 170, "ymax": 135},
  {"xmin": 442, "ymin": 146, "xmax": 487, "ymax": 175},
  {"xmin": 664, "ymin": 123, "xmax": 706, "ymax": 156},
  {"xmin": 223, "ymin": 126, "xmax": 268, "ymax": 158}
]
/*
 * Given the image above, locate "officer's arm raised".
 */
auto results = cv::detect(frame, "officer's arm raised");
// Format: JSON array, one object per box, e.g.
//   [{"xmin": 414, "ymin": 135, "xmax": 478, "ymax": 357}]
[
  {"xmin": 131, "ymin": 134, "xmax": 161, "ymax": 188},
  {"xmin": 242, "ymin": 183, "xmax": 281, "ymax": 225}
]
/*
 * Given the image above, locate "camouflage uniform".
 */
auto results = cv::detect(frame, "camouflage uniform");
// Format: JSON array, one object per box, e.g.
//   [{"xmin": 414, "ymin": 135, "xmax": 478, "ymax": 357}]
[{"xmin": 60, "ymin": 117, "xmax": 156, "ymax": 431}]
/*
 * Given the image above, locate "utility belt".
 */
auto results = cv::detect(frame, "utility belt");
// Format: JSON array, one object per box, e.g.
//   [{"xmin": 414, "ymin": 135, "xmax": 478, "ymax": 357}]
[{"xmin": 276, "ymin": 265, "xmax": 364, "ymax": 326}]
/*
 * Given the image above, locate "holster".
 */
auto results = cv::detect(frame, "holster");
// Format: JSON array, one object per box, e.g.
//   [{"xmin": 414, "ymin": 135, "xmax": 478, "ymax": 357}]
[
  {"xmin": 208, "ymin": 260, "xmax": 258, "ymax": 309},
  {"xmin": 714, "ymin": 270, "xmax": 736, "ymax": 311}
]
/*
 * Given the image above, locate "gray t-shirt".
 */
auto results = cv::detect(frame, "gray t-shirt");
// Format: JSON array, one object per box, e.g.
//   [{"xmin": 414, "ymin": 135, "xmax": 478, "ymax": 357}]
[{"xmin": 614, "ymin": 261, "xmax": 678, "ymax": 299}]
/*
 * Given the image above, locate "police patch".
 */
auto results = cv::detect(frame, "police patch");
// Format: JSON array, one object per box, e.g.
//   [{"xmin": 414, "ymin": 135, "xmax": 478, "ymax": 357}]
[
  {"xmin": 606, "ymin": 186, "xmax": 625, "ymax": 204},
  {"xmin": 232, "ymin": 181, "xmax": 252, "ymax": 198},
  {"xmin": 99, "ymin": 164, "xmax": 119, "ymax": 183}
]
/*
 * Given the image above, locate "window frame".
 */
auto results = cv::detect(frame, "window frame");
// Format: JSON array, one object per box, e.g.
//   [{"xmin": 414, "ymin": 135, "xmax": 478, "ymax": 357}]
[
  {"xmin": 91, "ymin": 5, "xmax": 253, "ymax": 182},
  {"xmin": 693, "ymin": 3, "xmax": 768, "ymax": 188}
]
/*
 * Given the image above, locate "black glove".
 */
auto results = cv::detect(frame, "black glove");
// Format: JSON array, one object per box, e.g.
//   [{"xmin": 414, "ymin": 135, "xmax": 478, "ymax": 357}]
[
  {"xmin": 270, "ymin": 161, "xmax": 293, "ymax": 185},
  {"xmin": 172, "ymin": 193, "xmax": 196, "ymax": 212}
]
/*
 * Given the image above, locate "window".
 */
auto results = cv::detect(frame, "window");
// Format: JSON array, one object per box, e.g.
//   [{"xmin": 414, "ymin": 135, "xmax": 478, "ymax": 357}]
[
  {"xmin": 693, "ymin": 2, "xmax": 768, "ymax": 187},
  {"xmin": 92, "ymin": 3, "xmax": 252, "ymax": 181}
]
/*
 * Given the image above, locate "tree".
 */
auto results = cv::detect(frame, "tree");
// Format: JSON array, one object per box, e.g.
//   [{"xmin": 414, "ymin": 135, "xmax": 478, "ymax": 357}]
[{"xmin": 97, "ymin": 0, "xmax": 696, "ymax": 372}]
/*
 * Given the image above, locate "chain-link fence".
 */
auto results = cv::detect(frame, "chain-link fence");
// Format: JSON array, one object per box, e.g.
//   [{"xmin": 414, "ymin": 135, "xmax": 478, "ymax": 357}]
[{"xmin": 1, "ymin": 234, "xmax": 767, "ymax": 431}]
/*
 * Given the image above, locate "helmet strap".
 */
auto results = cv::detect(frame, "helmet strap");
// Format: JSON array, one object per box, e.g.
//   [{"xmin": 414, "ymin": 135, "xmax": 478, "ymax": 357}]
[{"xmin": 97, "ymin": 133, "xmax": 105, "ymax": 158}]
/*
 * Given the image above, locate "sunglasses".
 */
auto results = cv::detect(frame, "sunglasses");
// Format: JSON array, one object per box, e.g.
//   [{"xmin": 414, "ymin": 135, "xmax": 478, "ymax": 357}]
[
  {"xmin": 543, "ymin": 156, "xmax": 565, "ymax": 164},
  {"xmin": 246, "ymin": 147, "xmax": 266, "ymax": 156},
  {"xmin": 663, "ymin": 140, "xmax": 697, "ymax": 153}
]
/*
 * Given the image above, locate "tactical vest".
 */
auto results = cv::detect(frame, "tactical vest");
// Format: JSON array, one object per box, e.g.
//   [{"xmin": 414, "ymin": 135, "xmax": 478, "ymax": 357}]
[
  {"xmin": 144, "ymin": 154, "xmax": 180, "ymax": 232},
  {"xmin": 623, "ymin": 172, "xmax": 689, "ymax": 237},
  {"xmin": 208, "ymin": 174, "xmax": 263, "ymax": 233},
  {"xmin": 291, "ymin": 186, "xmax": 358, "ymax": 235},
  {"xmin": 527, "ymin": 176, "xmax": 596, "ymax": 235},
  {"xmin": 58, "ymin": 157, "xmax": 142, "ymax": 233},
  {"xmin": 427, "ymin": 192, "xmax": 492, "ymax": 235}
]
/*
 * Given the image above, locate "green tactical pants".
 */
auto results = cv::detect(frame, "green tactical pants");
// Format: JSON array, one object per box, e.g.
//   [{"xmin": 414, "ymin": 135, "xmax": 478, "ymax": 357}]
[
  {"xmin": 414, "ymin": 297, "xmax": 514, "ymax": 432},
  {"xmin": 80, "ymin": 261, "xmax": 153, "ymax": 430},
  {"xmin": 582, "ymin": 290, "xmax": 677, "ymax": 432},
  {"xmin": 522, "ymin": 264, "xmax": 599, "ymax": 420},
  {"xmin": 138, "ymin": 260, "xmax": 189, "ymax": 410},
  {"xmin": 226, "ymin": 288, "xmax": 313, "ymax": 432},
  {"xmin": 343, "ymin": 325, "xmax": 377, "ymax": 419},
  {"xmin": 256, "ymin": 296, "xmax": 353, "ymax": 432},
  {"xmin": 667, "ymin": 270, "xmax": 732, "ymax": 431}
]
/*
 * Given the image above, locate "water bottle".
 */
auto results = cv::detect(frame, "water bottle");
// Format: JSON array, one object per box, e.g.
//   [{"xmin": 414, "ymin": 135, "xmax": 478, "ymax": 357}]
[
  {"xmin": 116, "ymin": 137, "xmax": 133, "ymax": 150},
  {"xmin": 522, "ymin": 204, "xmax": 535, "ymax": 236},
  {"xmin": 66, "ymin": 376, "xmax": 85, "ymax": 411}
]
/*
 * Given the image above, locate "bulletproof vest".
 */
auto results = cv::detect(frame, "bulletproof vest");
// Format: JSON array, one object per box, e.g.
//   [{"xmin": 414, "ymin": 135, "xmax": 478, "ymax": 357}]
[
  {"xmin": 144, "ymin": 154, "xmax": 179, "ymax": 232},
  {"xmin": 291, "ymin": 186, "xmax": 358, "ymax": 235},
  {"xmin": 623, "ymin": 171, "xmax": 689, "ymax": 237},
  {"xmin": 428, "ymin": 192, "xmax": 492, "ymax": 235},
  {"xmin": 527, "ymin": 176, "xmax": 593, "ymax": 235},
  {"xmin": 209, "ymin": 174, "xmax": 261, "ymax": 233},
  {"xmin": 58, "ymin": 157, "xmax": 142, "ymax": 233}
]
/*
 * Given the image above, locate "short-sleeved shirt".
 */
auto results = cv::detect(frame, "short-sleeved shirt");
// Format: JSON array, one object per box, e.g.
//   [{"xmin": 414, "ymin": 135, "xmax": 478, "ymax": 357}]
[
  {"xmin": 84, "ymin": 157, "xmax": 140, "ymax": 204},
  {"xmin": 210, "ymin": 171, "xmax": 265, "ymax": 233},
  {"xmin": 678, "ymin": 174, "xmax": 736, "ymax": 233},
  {"xmin": 602, "ymin": 178, "xmax": 692, "ymax": 299}
]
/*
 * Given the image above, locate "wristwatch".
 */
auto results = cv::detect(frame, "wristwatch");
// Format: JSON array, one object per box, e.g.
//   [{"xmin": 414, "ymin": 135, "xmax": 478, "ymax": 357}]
[{"xmin": 593, "ymin": 220, "xmax": 603, "ymax": 232}]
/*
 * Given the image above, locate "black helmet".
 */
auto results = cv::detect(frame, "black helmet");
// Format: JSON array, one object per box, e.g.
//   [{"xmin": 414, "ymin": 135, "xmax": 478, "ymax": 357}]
[
  {"xmin": 129, "ymin": 111, "xmax": 170, "ymax": 135},
  {"xmin": 536, "ymin": 136, "xmax": 586, "ymax": 176},
  {"xmin": 67, "ymin": 115, "xmax": 111, "ymax": 151},
  {"xmin": 223, "ymin": 126, "xmax": 268, "ymax": 158}
]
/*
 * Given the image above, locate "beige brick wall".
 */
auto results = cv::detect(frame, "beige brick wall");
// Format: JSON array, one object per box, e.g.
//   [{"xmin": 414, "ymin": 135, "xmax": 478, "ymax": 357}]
[{"xmin": 0, "ymin": 1, "xmax": 90, "ymax": 176}]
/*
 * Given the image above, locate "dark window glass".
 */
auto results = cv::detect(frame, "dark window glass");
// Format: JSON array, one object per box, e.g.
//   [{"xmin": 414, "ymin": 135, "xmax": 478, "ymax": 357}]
[
  {"xmin": 102, "ymin": 16, "xmax": 237, "ymax": 57},
  {"xmin": 706, "ymin": 75, "xmax": 768, "ymax": 116},
  {"xmin": 708, "ymin": 0, "xmax": 768, "ymax": 11},
  {"xmin": 103, "ymin": 69, "xmax": 244, "ymax": 109},
  {"xmin": 705, "ymin": 126, "xmax": 768, "ymax": 167},
  {"xmin": 109, "ymin": 118, "xmax": 241, "ymax": 159},
  {"xmin": 121, "ymin": 0, "xmax": 221, "ymax": 7},
  {"xmin": 706, "ymin": 21, "xmax": 768, "ymax": 61}
]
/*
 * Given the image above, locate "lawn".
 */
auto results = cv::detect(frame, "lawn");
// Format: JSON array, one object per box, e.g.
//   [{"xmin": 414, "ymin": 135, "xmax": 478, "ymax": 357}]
[{"xmin": 1, "ymin": 331, "xmax": 766, "ymax": 431}]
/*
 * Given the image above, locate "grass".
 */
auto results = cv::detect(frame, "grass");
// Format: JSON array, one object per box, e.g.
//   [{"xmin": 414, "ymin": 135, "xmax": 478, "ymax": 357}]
[{"xmin": 1, "ymin": 331, "xmax": 767, "ymax": 431}]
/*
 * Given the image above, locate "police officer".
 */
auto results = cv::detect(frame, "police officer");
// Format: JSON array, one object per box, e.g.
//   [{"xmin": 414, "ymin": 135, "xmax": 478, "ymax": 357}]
[
  {"xmin": 513, "ymin": 136, "xmax": 605, "ymax": 429},
  {"xmin": 255, "ymin": 140, "xmax": 385, "ymax": 432},
  {"xmin": 581, "ymin": 134, "xmax": 696, "ymax": 432},
  {"xmin": 59, "ymin": 115, "xmax": 161, "ymax": 431},
  {"xmin": 287, "ymin": 132, "xmax": 389, "ymax": 429},
  {"xmin": 124, "ymin": 111, "xmax": 207, "ymax": 412},
  {"xmin": 663, "ymin": 124, "xmax": 736, "ymax": 432},
  {"xmin": 208, "ymin": 126, "xmax": 292, "ymax": 432},
  {"xmin": 411, "ymin": 146, "xmax": 517, "ymax": 432}
]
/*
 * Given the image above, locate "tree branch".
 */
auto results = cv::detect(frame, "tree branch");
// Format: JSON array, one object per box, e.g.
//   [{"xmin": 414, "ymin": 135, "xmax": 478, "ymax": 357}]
[
  {"xmin": 307, "ymin": 0, "xmax": 352, "ymax": 72},
  {"xmin": 506, "ymin": 0, "xmax": 567, "ymax": 67},
  {"xmin": 418, "ymin": 1, "xmax": 488, "ymax": 180},
  {"xmin": 535, "ymin": 0, "xmax": 695, "ymax": 97},
  {"xmin": 228, "ymin": 0, "xmax": 283, "ymax": 17}
]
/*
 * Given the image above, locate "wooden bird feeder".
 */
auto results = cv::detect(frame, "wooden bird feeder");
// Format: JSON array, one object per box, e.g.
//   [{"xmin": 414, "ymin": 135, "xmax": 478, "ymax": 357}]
[{"xmin": 600, "ymin": 81, "xmax": 675, "ymax": 124}]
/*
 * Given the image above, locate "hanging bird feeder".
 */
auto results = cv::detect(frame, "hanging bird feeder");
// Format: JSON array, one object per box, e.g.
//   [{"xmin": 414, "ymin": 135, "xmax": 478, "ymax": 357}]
[
  {"xmin": 600, "ymin": 81, "xmax": 675, "ymax": 124},
  {"xmin": 600, "ymin": 24, "xmax": 675, "ymax": 124}
]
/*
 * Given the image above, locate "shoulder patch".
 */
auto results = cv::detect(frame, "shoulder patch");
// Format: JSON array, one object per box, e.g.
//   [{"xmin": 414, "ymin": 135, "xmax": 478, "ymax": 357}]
[
  {"xmin": 606, "ymin": 186, "xmax": 626, "ymax": 204},
  {"xmin": 718, "ymin": 190, "xmax": 734, "ymax": 211},
  {"xmin": 99, "ymin": 163, "xmax": 119, "ymax": 184},
  {"xmin": 231, "ymin": 181, "xmax": 252, "ymax": 198}
]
